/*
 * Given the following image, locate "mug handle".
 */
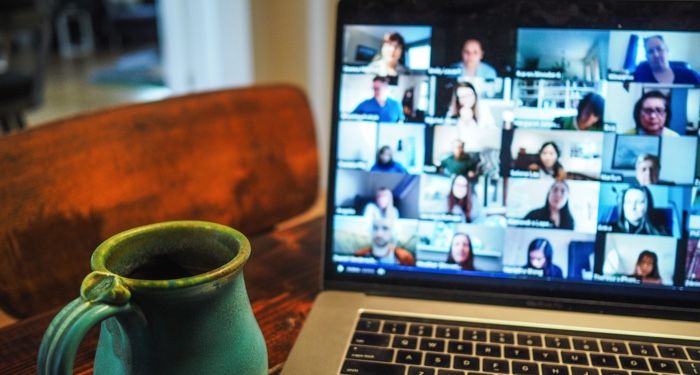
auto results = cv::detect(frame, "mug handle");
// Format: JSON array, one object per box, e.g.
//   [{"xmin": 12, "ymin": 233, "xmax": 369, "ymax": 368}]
[{"xmin": 37, "ymin": 271, "xmax": 138, "ymax": 375}]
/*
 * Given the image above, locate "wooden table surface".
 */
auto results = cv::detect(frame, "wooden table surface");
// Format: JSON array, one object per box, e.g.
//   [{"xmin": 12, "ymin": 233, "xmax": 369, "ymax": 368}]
[{"xmin": 0, "ymin": 216, "xmax": 324, "ymax": 375}]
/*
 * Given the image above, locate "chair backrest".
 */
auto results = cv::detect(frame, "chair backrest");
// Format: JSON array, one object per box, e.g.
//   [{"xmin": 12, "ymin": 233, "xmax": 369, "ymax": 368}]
[{"xmin": 0, "ymin": 85, "xmax": 319, "ymax": 318}]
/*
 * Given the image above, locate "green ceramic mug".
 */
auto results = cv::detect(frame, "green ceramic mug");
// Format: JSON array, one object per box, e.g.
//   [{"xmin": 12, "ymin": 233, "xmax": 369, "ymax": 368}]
[{"xmin": 37, "ymin": 221, "xmax": 268, "ymax": 375}]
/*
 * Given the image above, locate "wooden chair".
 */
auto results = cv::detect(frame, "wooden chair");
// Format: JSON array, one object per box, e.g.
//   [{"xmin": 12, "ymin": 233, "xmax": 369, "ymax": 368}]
[{"xmin": 0, "ymin": 85, "xmax": 319, "ymax": 318}]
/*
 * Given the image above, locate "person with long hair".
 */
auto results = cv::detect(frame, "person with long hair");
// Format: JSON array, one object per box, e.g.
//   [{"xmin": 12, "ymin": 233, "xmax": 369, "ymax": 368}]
[
  {"xmin": 370, "ymin": 145, "xmax": 407, "ymax": 173},
  {"xmin": 446, "ymin": 233, "xmax": 476, "ymax": 271},
  {"xmin": 612, "ymin": 185, "xmax": 668, "ymax": 236},
  {"xmin": 447, "ymin": 81, "xmax": 495, "ymax": 128},
  {"xmin": 363, "ymin": 187, "xmax": 399, "ymax": 220},
  {"xmin": 524, "ymin": 180, "xmax": 575, "ymax": 230},
  {"xmin": 447, "ymin": 174, "xmax": 473, "ymax": 223},
  {"xmin": 630, "ymin": 250, "xmax": 663, "ymax": 284},
  {"xmin": 628, "ymin": 90, "xmax": 677, "ymax": 136},
  {"xmin": 554, "ymin": 93, "xmax": 605, "ymax": 131},
  {"xmin": 367, "ymin": 32, "xmax": 407, "ymax": 77},
  {"xmin": 528, "ymin": 141, "xmax": 567, "ymax": 180},
  {"xmin": 524, "ymin": 238, "xmax": 563, "ymax": 278}
]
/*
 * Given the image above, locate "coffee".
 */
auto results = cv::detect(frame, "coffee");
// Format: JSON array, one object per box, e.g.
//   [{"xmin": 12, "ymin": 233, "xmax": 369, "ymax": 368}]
[{"xmin": 127, "ymin": 253, "xmax": 225, "ymax": 280}]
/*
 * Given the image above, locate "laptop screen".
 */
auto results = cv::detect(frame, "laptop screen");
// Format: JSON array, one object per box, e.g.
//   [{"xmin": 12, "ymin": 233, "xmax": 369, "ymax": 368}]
[{"xmin": 326, "ymin": 0, "xmax": 700, "ymax": 311}]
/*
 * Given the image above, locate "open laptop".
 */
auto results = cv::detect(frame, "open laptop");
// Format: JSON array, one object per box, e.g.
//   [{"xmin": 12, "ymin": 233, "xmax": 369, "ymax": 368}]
[{"xmin": 283, "ymin": 0, "xmax": 700, "ymax": 373}]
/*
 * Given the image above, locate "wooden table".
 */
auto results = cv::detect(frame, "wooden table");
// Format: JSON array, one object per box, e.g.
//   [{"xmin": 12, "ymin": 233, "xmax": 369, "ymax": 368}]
[{"xmin": 0, "ymin": 217, "xmax": 324, "ymax": 375}]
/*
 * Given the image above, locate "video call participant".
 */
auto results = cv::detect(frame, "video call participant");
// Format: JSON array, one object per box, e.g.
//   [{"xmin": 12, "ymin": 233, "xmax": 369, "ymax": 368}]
[
  {"xmin": 634, "ymin": 154, "xmax": 673, "ymax": 186},
  {"xmin": 370, "ymin": 145, "xmax": 408, "ymax": 173},
  {"xmin": 353, "ymin": 217, "xmax": 415, "ymax": 266},
  {"xmin": 450, "ymin": 39, "xmax": 497, "ymax": 80},
  {"xmin": 363, "ymin": 187, "xmax": 399, "ymax": 220},
  {"xmin": 612, "ymin": 185, "xmax": 668, "ymax": 236},
  {"xmin": 554, "ymin": 93, "xmax": 605, "ymax": 131},
  {"xmin": 352, "ymin": 76, "xmax": 404, "ymax": 123},
  {"xmin": 446, "ymin": 233, "xmax": 476, "ymax": 271},
  {"xmin": 438, "ymin": 139, "xmax": 479, "ymax": 178},
  {"xmin": 629, "ymin": 250, "xmax": 663, "ymax": 285},
  {"xmin": 628, "ymin": 91, "xmax": 677, "ymax": 136},
  {"xmin": 446, "ymin": 81, "xmax": 495, "ymax": 128},
  {"xmin": 447, "ymin": 175, "xmax": 473, "ymax": 223},
  {"xmin": 367, "ymin": 32, "xmax": 407, "ymax": 77},
  {"xmin": 523, "ymin": 238, "xmax": 563, "ymax": 278},
  {"xmin": 633, "ymin": 35, "xmax": 700, "ymax": 84},
  {"xmin": 528, "ymin": 141, "xmax": 567, "ymax": 180},
  {"xmin": 524, "ymin": 180, "xmax": 575, "ymax": 230}
]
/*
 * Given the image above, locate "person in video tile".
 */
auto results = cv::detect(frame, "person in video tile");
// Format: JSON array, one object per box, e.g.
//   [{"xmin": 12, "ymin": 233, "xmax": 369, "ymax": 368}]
[
  {"xmin": 370, "ymin": 145, "xmax": 408, "ymax": 173},
  {"xmin": 613, "ymin": 185, "xmax": 668, "ymax": 236},
  {"xmin": 554, "ymin": 93, "xmax": 605, "ymax": 131},
  {"xmin": 450, "ymin": 39, "xmax": 497, "ymax": 80},
  {"xmin": 447, "ymin": 175, "xmax": 473, "ymax": 222},
  {"xmin": 524, "ymin": 180, "xmax": 575, "ymax": 230},
  {"xmin": 363, "ymin": 187, "xmax": 399, "ymax": 220},
  {"xmin": 528, "ymin": 141, "xmax": 567, "ymax": 180},
  {"xmin": 446, "ymin": 81, "xmax": 495, "ymax": 128},
  {"xmin": 446, "ymin": 233, "xmax": 476, "ymax": 271},
  {"xmin": 628, "ymin": 250, "xmax": 663, "ymax": 285},
  {"xmin": 628, "ymin": 91, "xmax": 677, "ymax": 136},
  {"xmin": 367, "ymin": 32, "xmax": 407, "ymax": 77},
  {"xmin": 633, "ymin": 35, "xmax": 700, "ymax": 85},
  {"xmin": 352, "ymin": 76, "xmax": 404, "ymax": 123},
  {"xmin": 354, "ymin": 217, "xmax": 415, "ymax": 266},
  {"xmin": 634, "ymin": 154, "xmax": 673, "ymax": 186},
  {"xmin": 438, "ymin": 139, "xmax": 479, "ymax": 178},
  {"xmin": 524, "ymin": 238, "xmax": 563, "ymax": 278}
]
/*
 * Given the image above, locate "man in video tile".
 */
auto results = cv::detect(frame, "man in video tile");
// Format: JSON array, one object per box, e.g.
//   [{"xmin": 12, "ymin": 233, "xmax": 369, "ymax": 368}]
[
  {"xmin": 450, "ymin": 39, "xmax": 497, "ymax": 80},
  {"xmin": 633, "ymin": 35, "xmax": 700, "ymax": 84},
  {"xmin": 352, "ymin": 76, "xmax": 404, "ymax": 123},
  {"xmin": 354, "ymin": 217, "xmax": 415, "ymax": 266},
  {"xmin": 634, "ymin": 154, "xmax": 673, "ymax": 186},
  {"xmin": 438, "ymin": 139, "xmax": 479, "ymax": 178}
]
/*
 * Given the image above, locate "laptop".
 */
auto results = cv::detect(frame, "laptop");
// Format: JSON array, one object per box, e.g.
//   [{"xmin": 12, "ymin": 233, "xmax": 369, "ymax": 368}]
[{"xmin": 283, "ymin": 0, "xmax": 700, "ymax": 373}]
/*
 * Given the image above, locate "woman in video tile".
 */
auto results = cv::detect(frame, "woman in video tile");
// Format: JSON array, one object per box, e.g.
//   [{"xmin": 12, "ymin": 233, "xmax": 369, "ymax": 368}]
[
  {"xmin": 628, "ymin": 91, "xmax": 677, "ymax": 136},
  {"xmin": 553, "ymin": 93, "xmax": 605, "ymax": 131},
  {"xmin": 363, "ymin": 187, "xmax": 400, "ymax": 220},
  {"xmin": 524, "ymin": 180, "xmax": 575, "ymax": 230},
  {"xmin": 367, "ymin": 32, "xmax": 407, "ymax": 77},
  {"xmin": 446, "ymin": 81, "xmax": 495, "ymax": 128},
  {"xmin": 370, "ymin": 145, "xmax": 408, "ymax": 174},
  {"xmin": 613, "ymin": 185, "xmax": 668, "ymax": 236},
  {"xmin": 524, "ymin": 238, "xmax": 563, "ymax": 278},
  {"xmin": 447, "ymin": 175, "xmax": 473, "ymax": 222},
  {"xmin": 633, "ymin": 35, "xmax": 700, "ymax": 85},
  {"xmin": 628, "ymin": 250, "xmax": 663, "ymax": 285},
  {"xmin": 528, "ymin": 141, "xmax": 567, "ymax": 180},
  {"xmin": 446, "ymin": 233, "xmax": 476, "ymax": 271}
]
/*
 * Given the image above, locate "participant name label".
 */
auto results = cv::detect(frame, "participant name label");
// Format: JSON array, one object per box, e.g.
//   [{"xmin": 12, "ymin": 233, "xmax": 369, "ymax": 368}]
[{"xmin": 515, "ymin": 70, "xmax": 562, "ymax": 79}]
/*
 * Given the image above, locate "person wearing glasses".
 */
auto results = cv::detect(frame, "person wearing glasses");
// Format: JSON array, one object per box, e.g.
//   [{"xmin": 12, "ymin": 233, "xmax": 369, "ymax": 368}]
[
  {"xmin": 633, "ymin": 35, "xmax": 700, "ymax": 84},
  {"xmin": 627, "ymin": 91, "xmax": 678, "ymax": 136}
]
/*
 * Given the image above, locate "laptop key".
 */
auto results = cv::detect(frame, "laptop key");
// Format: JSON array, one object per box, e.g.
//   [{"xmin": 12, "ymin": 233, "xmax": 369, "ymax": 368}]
[
  {"xmin": 453, "ymin": 355, "xmax": 479, "ymax": 371},
  {"xmin": 482, "ymin": 358, "xmax": 509, "ymax": 374},
  {"xmin": 393, "ymin": 335, "xmax": 418, "ymax": 349},
  {"xmin": 517, "ymin": 333, "xmax": 543, "ymax": 347},
  {"xmin": 571, "ymin": 367, "xmax": 600, "ymax": 375},
  {"xmin": 382, "ymin": 321, "xmax": 407, "ymax": 335},
  {"xmin": 352, "ymin": 332, "xmax": 391, "ymax": 347},
  {"xmin": 420, "ymin": 338, "xmax": 446, "ymax": 352},
  {"xmin": 590, "ymin": 354, "xmax": 619, "ymax": 368},
  {"xmin": 628, "ymin": 343, "xmax": 657, "ymax": 357},
  {"xmin": 504, "ymin": 345, "xmax": 531, "ymax": 359},
  {"xmin": 346, "ymin": 345, "xmax": 395, "ymax": 362},
  {"xmin": 356, "ymin": 319, "xmax": 381, "ymax": 332},
  {"xmin": 649, "ymin": 358, "xmax": 679, "ymax": 373},
  {"xmin": 436, "ymin": 326, "xmax": 460, "ymax": 339},
  {"xmin": 562, "ymin": 351, "xmax": 589, "ymax": 365},
  {"xmin": 425, "ymin": 353, "xmax": 450, "ymax": 368},
  {"xmin": 601, "ymin": 341, "xmax": 628, "ymax": 355},
  {"xmin": 619, "ymin": 356, "xmax": 649, "ymax": 371},
  {"xmin": 396, "ymin": 350, "xmax": 422, "ymax": 365},
  {"xmin": 511, "ymin": 360, "xmax": 538, "ymax": 375},
  {"xmin": 658, "ymin": 345, "xmax": 687, "ymax": 359},
  {"xmin": 447, "ymin": 340, "xmax": 473, "ymax": 355},
  {"xmin": 542, "ymin": 364, "xmax": 569, "ymax": 375},
  {"xmin": 341, "ymin": 359, "xmax": 405, "ymax": 375},
  {"xmin": 463, "ymin": 328, "xmax": 487, "ymax": 342},
  {"xmin": 533, "ymin": 348, "xmax": 559, "ymax": 362},
  {"xmin": 475, "ymin": 343, "xmax": 501, "ymax": 357},
  {"xmin": 545, "ymin": 335, "xmax": 571, "ymax": 349},
  {"xmin": 689, "ymin": 348, "xmax": 700, "ymax": 361},
  {"xmin": 490, "ymin": 331, "xmax": 515, "ymax": 344},
  {"xmin": 573, "ymin": 338, "xmax": 600, "ymax": 352},
  {"xmin": 679, "ymin": 361, "xmax": 700, "ymax": 375},
  {"xmin": 407, "ymin": 366, "xmax": 435, "ymax": 375},
  {"xmin": 600, "ymin": 370, "xmax": 628, "ymax": 375},
  {"xmin": 410, "ymin": 324, "xmax": 434, "ymax": 337},
  {"xmin": 437, "ymin": 370, "xmax": 463, "ymax": 375}
]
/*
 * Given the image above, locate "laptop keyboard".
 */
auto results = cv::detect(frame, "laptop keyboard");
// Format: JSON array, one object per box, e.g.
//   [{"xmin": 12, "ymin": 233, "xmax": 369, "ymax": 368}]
[{"xmin": 340, "ymin": 312, "xmax": 700, "ymax": 375}]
